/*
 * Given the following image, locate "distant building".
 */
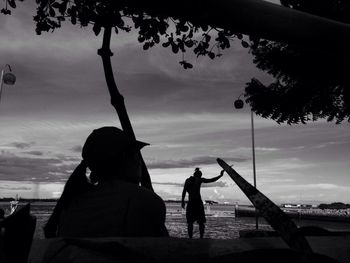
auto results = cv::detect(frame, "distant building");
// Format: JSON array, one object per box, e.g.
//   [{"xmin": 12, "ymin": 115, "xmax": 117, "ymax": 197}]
[
  {"xmin": 282, "ymin": 203, "xmax": 313, "ymax": 209},
  {"xmin": 300, "ymin": 204, "xmax": 312, "ymax": 208},
  {"xmin": 204, "ymin": 200, "xmax": 219, "ymax": 205},
  {"xmin": 282, "ymin": 204, "xmax": 300, "ymax": 208}
]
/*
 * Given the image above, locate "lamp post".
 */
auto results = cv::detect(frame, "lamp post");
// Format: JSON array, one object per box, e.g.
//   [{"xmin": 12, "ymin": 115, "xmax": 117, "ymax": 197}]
[
  {"xmin": 0, "ymin": 64, "xmax": 16, "ymax": 105},
  {"xmin": 234, "ymin": 94, "xmax": 258, "ymax": 230}
]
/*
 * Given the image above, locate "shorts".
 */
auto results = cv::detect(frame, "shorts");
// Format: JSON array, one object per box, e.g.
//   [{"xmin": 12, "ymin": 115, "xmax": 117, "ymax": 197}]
[{"xmin": 186, "ymin": 199, "xmax": 206, "ymax": 224}]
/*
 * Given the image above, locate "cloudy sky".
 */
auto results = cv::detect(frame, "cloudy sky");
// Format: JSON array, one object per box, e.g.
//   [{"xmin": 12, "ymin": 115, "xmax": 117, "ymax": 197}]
[{"xmin": 0, "ymin": 1, "xmax": 349, "ymax": 204}]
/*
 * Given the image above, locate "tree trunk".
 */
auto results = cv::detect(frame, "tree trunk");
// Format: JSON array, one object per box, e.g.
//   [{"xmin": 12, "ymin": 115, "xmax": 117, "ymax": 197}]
[{"xmin": 97, "ymin": 26, "xmax": 153, "ymax": 191}]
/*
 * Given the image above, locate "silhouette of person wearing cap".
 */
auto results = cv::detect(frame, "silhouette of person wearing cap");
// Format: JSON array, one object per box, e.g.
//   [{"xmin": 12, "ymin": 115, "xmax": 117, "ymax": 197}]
[
  {"xmin": 44, "ymin": 126, "xmax": 168, "ymax": 238},
  {"xmin": 181, "ymin": 168, "xmax": 224, "ymax": 238}
]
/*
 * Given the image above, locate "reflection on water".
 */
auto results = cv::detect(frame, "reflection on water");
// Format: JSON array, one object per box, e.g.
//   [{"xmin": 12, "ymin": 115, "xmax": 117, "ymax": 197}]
[{"xmin": 1, "ymin": 202, "xmax": 350, "ymax": 239}]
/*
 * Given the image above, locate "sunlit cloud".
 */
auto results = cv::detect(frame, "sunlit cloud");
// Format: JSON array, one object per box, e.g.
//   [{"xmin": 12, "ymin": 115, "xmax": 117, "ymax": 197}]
[
  {"xmin": 0, "ymin": 152, "xmax": 76, "ymax": 182},
  {"xmin": 202, "ymin": 181, "xmax": 228, "ymax": 188},
  {"xmin": 314, "ymin": 141, "xmax": 350, "ymax": 149},
  {"xmin": 152, "ymin": 182, "xmax": 183, "ymax": 187},
  {"xmin": 147, "ymin": 156, "xmax": 247, "ymax": 169},
  {"xmin": 0, "ymin": 185, "xmax": 31, "ymax": 190},
  {"xmin": 0, "ymin": 180, "xmax": 64, "ymax": 199},
  {"xmin": 294, "ymin": 183, "xmax": 350, "ymax": 191},
  {"xmin": 153, "ymin": 181, "xmax": 228, "ymax": 188}
]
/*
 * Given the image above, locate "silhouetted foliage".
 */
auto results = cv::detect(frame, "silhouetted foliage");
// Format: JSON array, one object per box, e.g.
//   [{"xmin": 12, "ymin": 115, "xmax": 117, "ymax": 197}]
[
  {"xmin": 1, "ymin": 0, "xmax": 249, "ymax": 68},
  {"xmin": 3, "ymin": 1, "xmax": 350, "ymax": 124},
  {"xmin": 245, "ymin": 0, "xmax": 350, "ymax": 124}
]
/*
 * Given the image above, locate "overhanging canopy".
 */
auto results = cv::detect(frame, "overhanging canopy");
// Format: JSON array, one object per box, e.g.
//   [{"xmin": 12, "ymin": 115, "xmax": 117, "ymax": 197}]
[{"xmin": 122, "ymin": 0, "xmax": 350, "ymax": 54}]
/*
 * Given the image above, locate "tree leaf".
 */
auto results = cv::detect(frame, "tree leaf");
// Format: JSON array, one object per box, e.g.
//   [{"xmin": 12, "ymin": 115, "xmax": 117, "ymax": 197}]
[
  {"xmin": 8, "ymin": 0, "xmax": 16, "ymax": 8},
  {"xmin": 52, "ymin": 2, "xmax": 60, "ymax": 9},
  {"xmin": 1, "ymin": 8, "xmax": 11, "ymax": 15},
  {"xmin": 208, "ymin": 52, "xmax": 215, "ymax": 59},
  {"xmin": 241, "ymin": 40, "xmax": 249, "ymax": 48},
  {"xmin": 179, "ymin": 60, "xmax": 193, "ymax": 69},
  {"xmin": 93, "ymin": 23, "xmax": 101, "ymax": 36},
  {"xmin": 49, "ymin": 7, "xmax": 55, "ymax": 17},
  {"xmin": 171, "ymin": 43, "xmax": 179, "ymax": 53}
]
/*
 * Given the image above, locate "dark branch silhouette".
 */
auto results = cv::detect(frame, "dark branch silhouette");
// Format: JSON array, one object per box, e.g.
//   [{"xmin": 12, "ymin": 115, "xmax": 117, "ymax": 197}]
[
  {"xmin": 245, "ymin": 0, "xmax": 350, "ymax": 124},
  {"xmin": 97, "ymin": 26, "xmax": 153, "ymax": 190},
  {"xmin": 2, "ymin": 0, "xmax": 350, "ymax": 124}
]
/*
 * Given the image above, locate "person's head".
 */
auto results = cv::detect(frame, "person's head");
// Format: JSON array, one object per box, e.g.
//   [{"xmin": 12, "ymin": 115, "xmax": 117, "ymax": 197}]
[
  {"xmin": 82, "ymin": 126, "xmax": 149, "ymax": 184},
  {"xmin": 193, "ymin": 167, "xmax": 202, "ymax": 178}
]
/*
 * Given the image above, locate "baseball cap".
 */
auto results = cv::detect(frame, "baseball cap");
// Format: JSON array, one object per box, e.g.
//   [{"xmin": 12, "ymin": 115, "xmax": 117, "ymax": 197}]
[{"xmin": 82, "ymin": 126, "xmax": 149, "ymax": 162}]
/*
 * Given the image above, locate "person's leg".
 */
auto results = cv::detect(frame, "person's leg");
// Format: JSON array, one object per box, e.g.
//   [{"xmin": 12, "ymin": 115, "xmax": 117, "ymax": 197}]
[
  {"xmin": 199, "ymin": 222, "xmax": 205, "ymax": 239},
  {"xmin": 187, "ymin": 223, "xmax": 193, "ymax": 238}
]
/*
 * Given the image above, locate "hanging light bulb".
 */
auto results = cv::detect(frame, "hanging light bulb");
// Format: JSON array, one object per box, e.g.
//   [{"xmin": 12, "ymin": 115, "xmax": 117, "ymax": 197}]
[
  {"xmin": 3, "ymin": 72, "xmax": 16, "ymax": 85},
  {"xmin": 0, "ymin": 64, "xmax": 16, "ymax": 105},
  {"xmin": 234, "ymin": 93, "xmax": 244, "ymax": 109}
]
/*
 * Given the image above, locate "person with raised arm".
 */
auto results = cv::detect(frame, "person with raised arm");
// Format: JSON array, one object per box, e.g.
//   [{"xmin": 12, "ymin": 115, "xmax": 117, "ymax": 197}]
[{"xmin": 181, "ymin": 167, "xmax": 224, "ymax": 238}]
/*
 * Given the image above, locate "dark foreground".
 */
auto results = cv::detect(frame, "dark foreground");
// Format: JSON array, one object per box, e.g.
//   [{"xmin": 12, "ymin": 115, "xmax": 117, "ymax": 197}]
[
  {"xmin": 28, "ymin": 236, "xmax": 350, "ymax": 263},
  {"xmin": 2, "ymin": 202, "xmax": 350, "ymax": 263}
]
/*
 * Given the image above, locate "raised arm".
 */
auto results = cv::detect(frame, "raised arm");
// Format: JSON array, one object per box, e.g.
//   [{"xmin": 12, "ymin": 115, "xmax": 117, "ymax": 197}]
[
  {"xmin": 201, "ymin": 170, "xmax": 225, "ymax": 183},
  {"xmin": 181, "ymin": 180, "xmax": 188, "ymax": 208}
]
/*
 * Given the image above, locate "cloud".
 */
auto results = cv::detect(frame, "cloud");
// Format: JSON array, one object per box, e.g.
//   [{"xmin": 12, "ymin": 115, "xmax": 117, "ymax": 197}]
[
  {"xmin": 255, "ymin": 147, "xmax": 279, "ymax": 152},
  {"xmin": 296, "ymin": 183, "xmax": 350, "ymax": 191},
  {"xmin": 147, "ymin": 156, "xmax": 248, "ymax": 169},
  {"xmin": 0, "ymin": 185, "xmax": 31, "ymax": 190},
  {"xmin": 23, "ymin": 151, "xmax": 44, "ymax": 156},
  {"xmin": 0, "ymin": 152, "xmax": 78, "ymax": 182},
  {"xmin": 8, "ymin": 142, "xmax": 34, "ymax": 149},
  {"xmin": 153, "ymin": 181, "xmax": 228, "ymax": 188},
  {"xmin": 71, "ymin": 145, "xmax": 83, "ymax": 153},
  {"xmin": 202, "ymin": 181, "xmax": 228, "ymax": 188},
  {"xmin": 153, "ymin": 182, "xmax": 183, "ymax": 187},
  {"xmin": 314, "ymin": 141, "xmax": 350, "ymax": 149},
  {"xmin": 52, "ymin": 191, "xmax": 62, "ymax": 198}
]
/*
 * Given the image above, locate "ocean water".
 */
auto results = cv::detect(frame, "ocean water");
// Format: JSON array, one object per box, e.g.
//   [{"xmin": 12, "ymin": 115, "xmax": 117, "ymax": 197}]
[
  {"xmin": 2, "ymin": 201, "xmax": 350, "ymax": 239},
  {"xmin": 164, "ymin": 203, "xmax": 272, "ymax": 239}
]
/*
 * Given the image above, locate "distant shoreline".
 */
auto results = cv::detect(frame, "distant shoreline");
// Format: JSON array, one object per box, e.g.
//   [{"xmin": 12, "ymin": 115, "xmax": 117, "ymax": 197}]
[
  {"xmin": 235, "ymin": 207, "xmax": 350, "ymax": 223},
  {"xmin": 1, "ymin": 199, "xmax": 350, "ymax": 225},
  {"xmin": 1, "ymin": 198, "xmax": 350, "ymax": 208}
]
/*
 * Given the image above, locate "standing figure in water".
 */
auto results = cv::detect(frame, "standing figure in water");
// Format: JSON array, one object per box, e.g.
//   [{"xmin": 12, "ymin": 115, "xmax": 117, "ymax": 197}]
[{"xmin": 181, "ymin": 167, "xmax": 224, "ymax": 238}]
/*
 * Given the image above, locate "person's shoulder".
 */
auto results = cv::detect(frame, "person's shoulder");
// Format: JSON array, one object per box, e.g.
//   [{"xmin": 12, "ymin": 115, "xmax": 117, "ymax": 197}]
[
  {"xmin": 128, "ymin": 186, "xmax": 166, "ymax": 215},
  {"xmin": 137, "ymin": 186, "xmax": 164, "ymax": 204},
  {"xmin": 185, "ymin": 176, "xmax": 194, "ymax": 183},
  {"xmin": 97, "ymin": 180, "xmax": 165, "ymax": 209}
]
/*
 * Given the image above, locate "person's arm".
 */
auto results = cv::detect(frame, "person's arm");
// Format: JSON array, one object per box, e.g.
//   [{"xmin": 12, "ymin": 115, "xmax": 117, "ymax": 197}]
[
  {"xmin": 157, "ymin": 200, "xmax": 169, "ymax": 237},
  {"xmin": 44, "ymin": 161, "xmax": 91, "ymax": 238},
  {"xmin": 201, "ymin": 170, "xmax": 225, "ymax": 183},
  {"xmin": 181, "ymin": 180, "xmax": 188, "ymax": 208}
]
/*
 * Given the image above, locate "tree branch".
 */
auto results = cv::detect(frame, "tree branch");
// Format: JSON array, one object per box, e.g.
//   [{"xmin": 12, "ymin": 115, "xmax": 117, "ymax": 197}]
[{"xmin": 98, "ymin": 26, "xmax": 154, "ymax": 191}]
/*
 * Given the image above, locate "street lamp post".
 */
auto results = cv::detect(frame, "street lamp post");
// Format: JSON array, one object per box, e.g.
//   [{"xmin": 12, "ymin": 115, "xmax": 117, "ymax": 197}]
[
  {"xmin": 234, "ymin": 94, "xmax": 259, "ymax": 230},
  {"xmin": 0, "ymin": 64, "xmax": 16, "ymax": 105}
]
